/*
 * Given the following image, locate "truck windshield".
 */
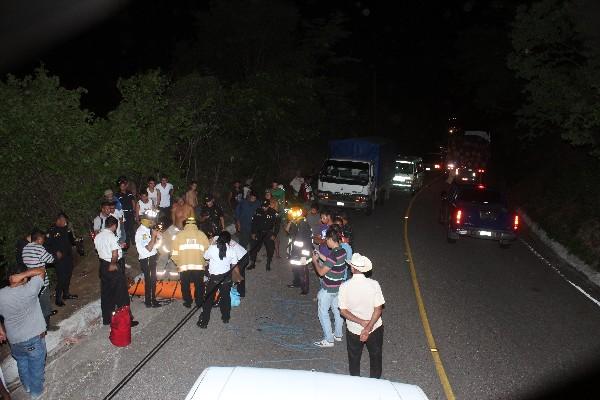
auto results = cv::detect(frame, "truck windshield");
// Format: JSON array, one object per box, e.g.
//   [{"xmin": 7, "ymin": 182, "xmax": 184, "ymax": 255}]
[
  {"xmin": 395, "ymin": 162, "xmax": 414, "ymax": 174},
  {"xmin": 320, "ymin": 160, "xmax": 369, "ymax": 185}
]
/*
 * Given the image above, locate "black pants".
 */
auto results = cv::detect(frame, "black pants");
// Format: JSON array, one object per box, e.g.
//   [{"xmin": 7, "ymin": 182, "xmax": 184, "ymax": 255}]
[
  {"xmin": 292, "ymin": 263, "xmax": 310, "ymax": 294},
  {"xmin": 99, "ymin": 259, "xmax": 131, "ymax": 325},
  {"xmin": 236, "ymin": 254, "xmax": 249, "ymax": 297},
  {"xmin": 123, "ymin": 210, "xmax": 136, "ymax": 246},
  {"xmin": 180, "ymin": 270, "xmax": 204, "ymax": 307},
  {"xmin": 199, "ymin": 273, "xmax": 231, "ymax": 325},
  {"xmin": 140, "ymin": 254, "xmax": 158, "ymax": 305},
  {"xmin": 55, "ymin": 255, "xmax": 74, "ymax": 302},
  {"xmin": 238, "ymin": 228, "xmax": 251, "ymax": 249},
  {"xmin": 346, "ymin": 325, "xmax": 384, "ymax": 379},
  {"xmin": 250, "ymin": 232, "xmax": 275, "ymax": 267}
]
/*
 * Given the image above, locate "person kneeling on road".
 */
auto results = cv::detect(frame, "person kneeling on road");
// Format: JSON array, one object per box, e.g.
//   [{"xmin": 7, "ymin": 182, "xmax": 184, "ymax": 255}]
[
  {"xmin": 197, "ymin": 231, "xmax": 239, "ymax": 328},
  {"xmin": 338, "ymin": 253, "xmax": 385, "ymax": 379},
  {"xmin": 135, "ymin": 212, "xmax": 161, "ymax": 308}
]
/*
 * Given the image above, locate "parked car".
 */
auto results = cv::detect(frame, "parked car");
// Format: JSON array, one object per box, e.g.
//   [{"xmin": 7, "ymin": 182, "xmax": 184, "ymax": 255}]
[
  {"xmin": 185, "ymin": 367, "xmax": 429, "ymax": 400},
  {"xmin": 439, "ymin": 183, "xmax": 518, "ymax": 247}
]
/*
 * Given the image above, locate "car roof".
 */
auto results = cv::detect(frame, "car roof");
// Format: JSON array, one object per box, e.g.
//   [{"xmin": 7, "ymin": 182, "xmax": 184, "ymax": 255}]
[{"xmin": 185, "ymin": 367, "xmax": 429, "ymax": 400}]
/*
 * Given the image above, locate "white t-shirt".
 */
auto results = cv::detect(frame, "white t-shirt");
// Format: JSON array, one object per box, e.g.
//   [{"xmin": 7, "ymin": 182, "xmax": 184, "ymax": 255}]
[
  {"xmin": 338, "ymin": 274, "xmax": 385, "ymax": 335},
  {"xmin": 94, "ymin": 229, "xmax": 122, "ymax": 262},
  {"xmin": 147, "ymin": 187, "xmax": 159, "ymax": 207},
  {"xmin": 204, "ymin": 244, "xmax": 239, "ymax": 275},
  {"xmin": 290, "ymin": 176, "xmax": 304, "ymax": 194},
  {"xmin": 135, "ymin": 225, "xmax": 158, "ymax": 259},
  {"xmin": 157, "ymin": 183, "xmax": 173, "ymax": 207},
  {"xmin": 138, "ymin": 199, "xmax": 153, "ymax": 216}
]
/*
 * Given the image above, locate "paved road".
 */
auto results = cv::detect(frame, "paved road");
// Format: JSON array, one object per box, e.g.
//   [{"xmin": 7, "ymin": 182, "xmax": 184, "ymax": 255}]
[{"xmin": 18, "ymin": 176, "xmax": 600, "ymax": 399}]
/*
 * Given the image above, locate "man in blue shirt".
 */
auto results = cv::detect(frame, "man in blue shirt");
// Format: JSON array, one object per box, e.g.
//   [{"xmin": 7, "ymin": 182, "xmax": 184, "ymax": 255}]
[{"xmin": 235, "ymin": 191, "xmax": 260, "ymax": 249}]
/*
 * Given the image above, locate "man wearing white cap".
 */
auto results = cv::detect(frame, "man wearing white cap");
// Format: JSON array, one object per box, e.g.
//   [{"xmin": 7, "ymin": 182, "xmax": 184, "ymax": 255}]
[{"xmin": 338, "ymin": 253, "xmax": 385, "ymax": 379}]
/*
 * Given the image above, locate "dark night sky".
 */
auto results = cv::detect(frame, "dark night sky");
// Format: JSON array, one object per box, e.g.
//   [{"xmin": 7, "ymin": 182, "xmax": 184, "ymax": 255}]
[{"xmin": 1, "ymin": 0, "xmax": 517, "ymax": 151}]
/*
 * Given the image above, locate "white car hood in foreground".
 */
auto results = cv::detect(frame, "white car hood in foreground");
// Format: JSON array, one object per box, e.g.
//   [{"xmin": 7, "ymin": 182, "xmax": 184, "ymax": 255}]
[{"xmin": 185, "ymin": 367, "xmax": 429, "ymax": 400}]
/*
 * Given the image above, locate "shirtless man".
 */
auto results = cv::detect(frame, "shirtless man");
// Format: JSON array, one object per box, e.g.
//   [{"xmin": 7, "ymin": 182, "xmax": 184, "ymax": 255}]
[{"xmin": 171, "ymin": 196, "xmax": 194, "ymax": 229}]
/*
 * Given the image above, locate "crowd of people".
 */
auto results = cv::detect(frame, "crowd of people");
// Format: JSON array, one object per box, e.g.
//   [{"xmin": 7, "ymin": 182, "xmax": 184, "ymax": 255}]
[{"xmin": 0, "ymin": 171, "xmax": 386, "ymax": 399}]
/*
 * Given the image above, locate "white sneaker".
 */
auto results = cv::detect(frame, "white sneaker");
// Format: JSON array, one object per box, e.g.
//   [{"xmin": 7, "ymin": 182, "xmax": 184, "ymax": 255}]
[
  {"xmin": 333, "ymin": 336, "xmax": 343, "ymax": 342},
  {"xmin": 314, "ymin": 339, "xmax": 334, "ymax": 348}
]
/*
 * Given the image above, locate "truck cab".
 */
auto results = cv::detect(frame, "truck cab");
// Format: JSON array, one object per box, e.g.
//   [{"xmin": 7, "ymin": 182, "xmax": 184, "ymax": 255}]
[
  {"xmin": 392, "ymin": 156, "xmax": 424, "ymax": 193},
  {"xmin": 317, "ymin": 158, "xmax": 375, "ymax": 211}
]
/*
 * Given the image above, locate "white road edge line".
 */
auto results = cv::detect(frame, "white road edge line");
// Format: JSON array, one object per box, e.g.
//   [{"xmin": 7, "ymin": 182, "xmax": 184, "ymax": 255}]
[{"xmin": 519, "ymin": 238, "xmax": 600, "ymax": 309}]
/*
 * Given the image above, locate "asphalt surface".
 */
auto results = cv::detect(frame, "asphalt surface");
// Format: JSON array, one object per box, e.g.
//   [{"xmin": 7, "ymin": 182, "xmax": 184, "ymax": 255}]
[{"xmin": 17, "ymin": 175, "xmax": 600, "ymax": 400}]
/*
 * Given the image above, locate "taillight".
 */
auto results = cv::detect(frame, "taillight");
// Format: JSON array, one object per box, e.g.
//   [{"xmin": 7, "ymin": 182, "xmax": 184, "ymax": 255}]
[
  {"xmin": 477, "ymin": 184, "xmax": 485, "ymax": 189},
  {"xmin": 434, "ymin": 164, "xmax": 441, "ymax": 169},
  {"xmin": 513, "ymin": 215, "xmax": 519, "ymax": 230},
  {"xmin": 455, "ymin": 209, "xmax": 462, "ymax": 225},
  {"xmin": 478, "ymin": 168, "xmax": 485, "ymax": 173}
]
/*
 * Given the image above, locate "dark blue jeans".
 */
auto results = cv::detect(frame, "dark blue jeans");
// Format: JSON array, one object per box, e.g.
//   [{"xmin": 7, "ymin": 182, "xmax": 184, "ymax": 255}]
[{"xmin": 11, "ymin": 334, "xmax": 47, "ymax": 396}]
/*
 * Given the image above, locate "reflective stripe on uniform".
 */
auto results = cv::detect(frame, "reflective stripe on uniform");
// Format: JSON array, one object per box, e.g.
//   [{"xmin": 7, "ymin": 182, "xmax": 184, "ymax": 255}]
[{"xmin": 179, "ymin": 243, "xmax": 205, "ymax": 251}]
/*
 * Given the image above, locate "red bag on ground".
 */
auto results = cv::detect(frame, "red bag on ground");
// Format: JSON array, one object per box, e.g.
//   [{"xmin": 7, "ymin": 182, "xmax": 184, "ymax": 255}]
[{"xmin": 109, "ymin": 305, "xmax": 131, "ymax": 347}]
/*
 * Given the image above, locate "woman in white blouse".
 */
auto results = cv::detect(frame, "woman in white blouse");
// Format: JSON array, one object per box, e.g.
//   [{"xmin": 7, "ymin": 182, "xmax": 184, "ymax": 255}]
[{"xmin": 197, "ymin": 231, "xmax": 239, "ymax": 328}]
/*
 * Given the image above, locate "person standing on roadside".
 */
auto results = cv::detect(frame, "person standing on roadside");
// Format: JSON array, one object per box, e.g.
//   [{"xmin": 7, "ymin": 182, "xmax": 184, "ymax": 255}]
[
  {"xmin": 228, "ymin": 181, "xmax": 243, "ymax": 211},
  {"xmin": 289, "ymin": 171, "xmax": 304, "ymax": 198},
  {"xmin": 235, "ymin": 191, "xmax": 260, "ymax": 249},
  {"xmin": 46, "ymin": 212, "xmax": 79, "ymax": 307},
  {"xmin": 135, "ymin": 213, "xmax": 161, "ymax": 308},
  {"xmin": 94, "ymin": 216, "xmax": 138, "ymax": 327},
  {"xmin": 313, "ymin": 209, "xmax": 333, "ymax": 258},
  {"xmin": 0, "ymin": 265, "xmax": 48, "ymax": 399},
  {"xmin": 306, "ymin": 203, "xmax": 321, "ymax": 239},
  {"xmin": 199, "ymin": 195, "xmax": 225, "ymax": 238},
  {"xmin": 197, "ymin": 231, "xmax": 239, "ymax": 328},
  {"xmin": 137, "ymin": 190, "xmax": 154, "ymax": 221},
  {"xmin": 171, "ymin": 196, "xmax": 194, "ymax": 229},
  {"xmin": 115, "ymin": 176, "xmax": 137, "ymax": 247},
  {"xmin": 311, "ymin": 227, "xmax": 347, "ymax": 348},
  {"xmin": 298, "ymin": 176, "xmax": 314, "ymax": 203},
  {"xmin": 22, "ymin": 229, "xmax": 58, "ymax": 329},
  {"xmin": 185, "ymin": 181, "xmax": 199, "ymax": 210},
  {"xmin": 338, "ymin": 253, "xmax": 385, "ymax": 379},
  {"xmin": 249, "ymin": 200, "xmax": 277, "ymax": 271},
  {"xmin": 146, "ymin": 177, "xmax": 161, "ymax": 210},
  {"xmin": 270, "ymin": 180, "xmax": 286, "ymax": 213},
  {"xmin": 171, "ymin": 218, "xmax": 210, "ymax": 309},
  {"xmin": 157, "ymin": 175, "xmax": 174, "ymax": 224}
]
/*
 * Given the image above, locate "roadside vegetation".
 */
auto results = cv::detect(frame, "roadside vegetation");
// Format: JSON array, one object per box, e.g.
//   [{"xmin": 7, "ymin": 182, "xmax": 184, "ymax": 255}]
[{"xmin": 0, "ymin": 1, "xmax": 359, "ymax": 267}]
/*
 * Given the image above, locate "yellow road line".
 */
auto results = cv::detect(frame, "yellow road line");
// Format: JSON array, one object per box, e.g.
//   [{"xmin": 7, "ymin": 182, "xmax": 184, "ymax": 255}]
[{"xmin": 404, "ymin": 189, "xmax": 456, "ymax": 400}]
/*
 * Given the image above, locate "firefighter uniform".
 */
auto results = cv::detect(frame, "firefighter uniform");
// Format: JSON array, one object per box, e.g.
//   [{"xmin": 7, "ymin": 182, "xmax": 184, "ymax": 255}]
[
  {"xmin": 171, "ymin": 218, "xmax": 210, "ymax": 308},
  {"xmin": 287, "ymin": 217, "xmax": 313, "ymax": 295},
  {"xmin": 249, "ymin": 201, "xmax": 277, "ymax": 271}
]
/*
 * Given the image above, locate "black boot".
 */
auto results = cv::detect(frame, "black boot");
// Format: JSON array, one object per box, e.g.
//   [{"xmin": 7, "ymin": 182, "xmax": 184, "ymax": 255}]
[{"xmin": 266, "ymin": 260, "xmax": 271, "ymax": 271}]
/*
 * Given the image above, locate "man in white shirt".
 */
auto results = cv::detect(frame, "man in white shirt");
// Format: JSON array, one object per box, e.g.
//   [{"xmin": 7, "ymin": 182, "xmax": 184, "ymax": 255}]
[
  {"xmin": 289, "ymin": 170, "xmax": 304, "ymax": 197},
  {"xmin": 137, "ymin": 190, "xmax": 154, "ymax": 220},
  {"xmin": 94, "ymin": 216, "xmax": 137, "ymax": 326},
  {"xmin": 338, "ymin": 253, "xmax": 385, "ymax": 379},
  {"xmin": 135, "ymin": 214, "xmax": 161, "ymax": 308},
  {"xmin": 157, "ymin": 175, "xmax": 174, "ymax": 224}
]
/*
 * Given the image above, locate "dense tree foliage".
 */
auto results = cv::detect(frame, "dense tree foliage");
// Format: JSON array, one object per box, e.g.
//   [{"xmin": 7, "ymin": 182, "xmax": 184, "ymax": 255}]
[
  {"xmin": 509, "ymin": 0, "xmax": 600, "ymax": 156},
  {"xmin": 0, "ymin": 2, "xmax": 356, "ymax": 264}
]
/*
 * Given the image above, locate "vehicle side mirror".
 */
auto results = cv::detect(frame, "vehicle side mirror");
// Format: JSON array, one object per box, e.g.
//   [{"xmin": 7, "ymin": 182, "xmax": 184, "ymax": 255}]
[{"xmin": 440, "ymin": 191, "xmax": 447, "ymax": 200}]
